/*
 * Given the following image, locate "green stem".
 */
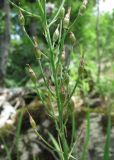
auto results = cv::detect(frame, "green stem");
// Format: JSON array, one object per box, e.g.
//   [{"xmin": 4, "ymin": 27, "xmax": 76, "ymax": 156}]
[
  {"xmin": 49, "ymin": 0, "xmax": 66, "ymax": 27},
  {"xmin": 22, "ymin": 26, "xmax": 34, "ymax": 46},
  {"xmin": 45, "ymin": 22, "xmax": 69, "ymax": 159},
  {"xmin": 64, "ymin": 77, "xmax": 79, "ymax": 107},
  {"xmin": 36, "ymin": 0, "xmax": 44, "ymax": 20},
  {"xmin": 8, "ymin": 0, "xmax": 40, "ymax": 19},
  {"xmin": 45, "ymin": 24, "xmax": 63, "ymax": 124},
  {"xmin": 34, "ymin": 83, "xmax": 46, "ymax": 106},
  {"xmin": 34, "ymin": 129, "xmax": 54, "ymax": 150}
]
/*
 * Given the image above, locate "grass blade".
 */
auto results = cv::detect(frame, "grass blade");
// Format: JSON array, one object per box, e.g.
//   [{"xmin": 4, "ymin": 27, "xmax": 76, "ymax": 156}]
[
  {"xmin": 48, "ymin": 132, "xmax": 63, "ymax": 159},
  {"xmin": 80, "ymin": 111, "xmax": 90, "ymax": 160},
  {"xmin": 0, "ymin": 136, "xmax": 12, "ymax": 160},
  {"xmin": 103, "ymin": 111, "xmax": 111, "ymax": 160},
  {"xmin": 15, "ymin": 111, "xmax": 23, "ymax": 160}
]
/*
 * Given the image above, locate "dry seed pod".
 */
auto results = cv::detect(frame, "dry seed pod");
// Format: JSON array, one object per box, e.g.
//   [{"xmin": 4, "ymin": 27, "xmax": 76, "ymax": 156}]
[
  {"xmin": 29, "ymin": 69, "xmax": 37, "ymax": 83},
  {"xmin": 29, "ymin": 113, "xmax": 37, "ymax": 129},
  {"xmin": 63, "ymin": 7, "xmax": 71, "ymax": 29},
  {"xmin": 79, "ymin": 5, "xmax": 86, "ymax": 16},
  {"xmin": 33, "ymin": 37, "xmax": 42, "ymax": 59},
  {"xmin": 61, "ymin": 86, "xmax": 66, "ymax": 102},
  {"xmin": 83, "ymin": 0, "xmax": 88, "ymax": 6},
  {"xmin": 53, "ymin": 25, "xmax": 59, "ymax": 42},
  {"xmin": 79, "ymin": 0, "xmax": 88, "ymax": 16},
  {"xmin": 27, "ymin": 64, "xmax": 37, "ymax": 83},
  {"xmin": 19, "ymin": 10, "xmax": 25, "ymax": 26},
  {"xmin": 61, "ymin": 49, "xmax": 66, "ymax": 63},
  {"xmin": 69, "ymin": 32, "xmax": 76, "ymax": 44}
]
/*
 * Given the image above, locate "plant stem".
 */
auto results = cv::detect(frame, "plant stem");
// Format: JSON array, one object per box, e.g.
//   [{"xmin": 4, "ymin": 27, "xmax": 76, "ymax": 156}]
[
  {"xmin": 9, "ymin": 0, "xmax": 40, "ymax": 19},
  {"xmin": 45, "ymin": 21, "xmax": 69, "ymax": 159},
  {"xmin": 49, "ymin": 0, "xmax": 66, "ymax": 27}
]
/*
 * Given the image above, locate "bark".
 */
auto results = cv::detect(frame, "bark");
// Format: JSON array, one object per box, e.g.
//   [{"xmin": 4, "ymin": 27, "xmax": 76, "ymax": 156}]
[{"xmin": 0, "ymin": 0, "xmax": 10, "ymax": 85}]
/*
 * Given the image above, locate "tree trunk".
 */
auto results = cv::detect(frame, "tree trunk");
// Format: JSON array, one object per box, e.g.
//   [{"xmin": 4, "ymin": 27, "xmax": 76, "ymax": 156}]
[{"xmin": 0, "ymin": 0, "xmax": 10, "ymax": 86}]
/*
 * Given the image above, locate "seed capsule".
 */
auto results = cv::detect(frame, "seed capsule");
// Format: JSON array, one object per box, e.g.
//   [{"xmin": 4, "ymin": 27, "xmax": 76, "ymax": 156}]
[
  {"xmin": 60, "ymin": 7, "xmax": 65, "ymax": 18},
  {"xmin": 53, "ymin": 25, "xmax": 59, "ymax": 42},
  {"xmin": 33, "ymin": 37, "xmax": 42, "ymax": 59},
  {"xmin": 19, "ymin": 10, "xmax": 25, "ymax": 26},
  {"xmin": 29, "ymin": 114, "xmax": 37, "ymax": 129},
  {"xmin": 34, "ymin": 48, "xmax": 42, "ymax": 59},
  {"xmin": 79, "ymin": 5, "xmax": 86, "ymax": 16},
  {"xmin": 27, "ymin": 64, "xmax": 37, "ymax": 83},
  {"xmin": 79, "ymin": 0, "xmax": 88, "ymax": 16},
  {"xmin": 61, "ymin": 49, "xmax": 66, "ymax": 63},
  {"xmin": 69, "ymin": 32, "xmax": 76, "ymax": 44},
  {"xmin": 63, "ymin": 8, "xmax": 71, "ymax": 29},
  {"xmin": 61, "ymin": 86, "xmax": 66, "ymax": 102},
  {"xmin": 29, "ymin": 69, "xmax": 37, "ymax": 83}
]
